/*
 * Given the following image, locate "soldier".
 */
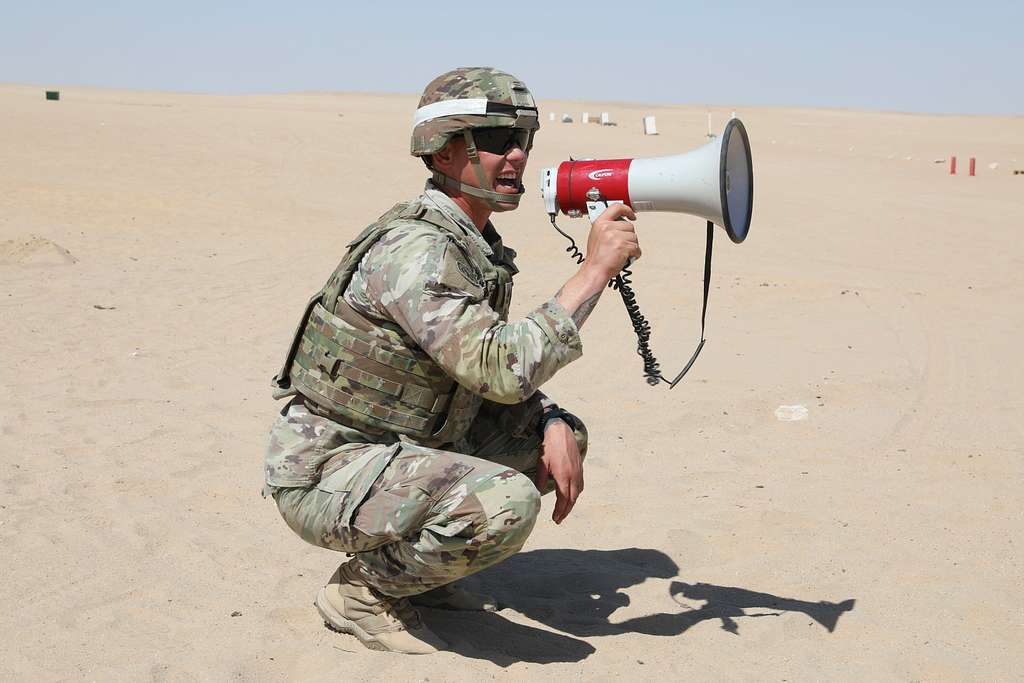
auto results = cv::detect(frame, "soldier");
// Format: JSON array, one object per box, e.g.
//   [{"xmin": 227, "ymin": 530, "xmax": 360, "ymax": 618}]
[{"xmin": 265, "ymin": 67, "xmax": 640, "ymax": 654}]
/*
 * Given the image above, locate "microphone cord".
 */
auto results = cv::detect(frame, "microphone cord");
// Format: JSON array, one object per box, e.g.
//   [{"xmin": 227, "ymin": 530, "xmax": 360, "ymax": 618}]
[
  {"xmin": 610, "ymin": 268, "xmax": 664, "ymax": 385},
  {"xmin": 549, "ymin": 214, "xmax": 584, "ymax": 264}
]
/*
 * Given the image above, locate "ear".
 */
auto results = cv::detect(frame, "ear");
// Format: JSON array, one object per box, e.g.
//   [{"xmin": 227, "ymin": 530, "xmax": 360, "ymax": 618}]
[{"xmin": 431, "ymin": 136, "xmax": 465, "ymax": 175}]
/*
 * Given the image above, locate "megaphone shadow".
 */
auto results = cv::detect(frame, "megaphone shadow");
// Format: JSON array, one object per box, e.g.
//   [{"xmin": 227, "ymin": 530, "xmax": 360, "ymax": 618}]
[
  {"xmin": 663, "ymin": 581, "xmax": 857, "ymax": 636},
  {"xmin": 427, "ymin": 548, "xmax": 855, "ymax": 663}
]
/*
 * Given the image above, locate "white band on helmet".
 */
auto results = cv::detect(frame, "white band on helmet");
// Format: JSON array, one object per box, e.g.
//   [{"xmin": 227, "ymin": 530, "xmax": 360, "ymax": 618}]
[{"xmin": 412, "ymin": 98, "xmax": 490, "ymax": 126}]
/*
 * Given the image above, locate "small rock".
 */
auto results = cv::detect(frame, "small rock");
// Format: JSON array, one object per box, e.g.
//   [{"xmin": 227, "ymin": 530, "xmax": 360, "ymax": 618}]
[{"xmin": 230, "ymin": 611, "xmax": 242, "ymax": 617}]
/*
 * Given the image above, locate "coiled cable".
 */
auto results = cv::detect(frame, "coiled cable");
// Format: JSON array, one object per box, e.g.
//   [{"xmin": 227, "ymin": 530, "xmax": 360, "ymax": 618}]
[
  {"xmin": 610, "ymin": 269, "xmax": 665, "ymax": 385},
  {"xmin": 549, "ymin": 213, "xmax": 668, "ymax": 385},
  {"xmin": 549, "ymin": 214, "xmax": 584, "ymax": 264}
]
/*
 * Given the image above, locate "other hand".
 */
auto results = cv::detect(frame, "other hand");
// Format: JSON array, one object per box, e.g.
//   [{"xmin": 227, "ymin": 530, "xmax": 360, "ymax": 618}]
[{"xmin": 535, "ymin": 419, "xmax": 584, "ymax": 524}]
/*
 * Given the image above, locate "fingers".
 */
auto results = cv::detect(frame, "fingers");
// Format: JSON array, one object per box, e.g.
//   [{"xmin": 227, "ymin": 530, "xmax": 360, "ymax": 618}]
[
  {"xmin": 553, "ymin": 481, "xmax": 570, "ymax": 524},
  {"xmin": 552, "ymin": 473, "xmax": 584, "ymax": 525},
  {"xmin": 599, "ymin": 202, "xmax": 636, "ymax": 222},
  {"xmin": 587, "ymin": 216, "xmax": 641, "ymax": 276},
  {"xmin": 623, "ymin": 241, "xmax": 641, "ymax": 265},
  {"xmin": 543, "ymin": 437, "xmax": 585, "ymax": 524}
]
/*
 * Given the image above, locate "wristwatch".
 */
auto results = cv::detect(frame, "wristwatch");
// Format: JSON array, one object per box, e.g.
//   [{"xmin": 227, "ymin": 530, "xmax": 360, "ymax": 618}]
[{"xmin": 540, "ymin": 406, "xmax": 575, "ymax": 435}]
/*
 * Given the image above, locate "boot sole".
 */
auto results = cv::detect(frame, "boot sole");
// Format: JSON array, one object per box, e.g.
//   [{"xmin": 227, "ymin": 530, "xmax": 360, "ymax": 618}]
[
  {"xmin": 315, "ymin": 588, "xmax": 390, "ymax": 652},
  {"xmin": 314, "ymin": 588, "xmax": 440, "ymax": 655}
]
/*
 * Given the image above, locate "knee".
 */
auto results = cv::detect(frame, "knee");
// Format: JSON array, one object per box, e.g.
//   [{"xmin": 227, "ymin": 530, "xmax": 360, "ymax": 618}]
[{"xmin": 478, "ymin": 470, "xmax": 540, "ymax": 550}]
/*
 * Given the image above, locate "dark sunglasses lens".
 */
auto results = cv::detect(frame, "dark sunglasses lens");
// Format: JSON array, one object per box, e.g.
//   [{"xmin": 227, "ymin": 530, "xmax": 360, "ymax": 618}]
[
  {"xmin": 474, "ymin": 128, "xmax": 529, "ymax": 154},
  {"xmin": 516, "ymin": 129, "xmax": 533, "ymax": 152}
]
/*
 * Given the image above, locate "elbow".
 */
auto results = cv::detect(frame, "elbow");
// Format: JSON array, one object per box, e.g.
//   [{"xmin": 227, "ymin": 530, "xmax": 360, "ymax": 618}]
[
  {"xmin": 477, "ymin": 383, "xmax": 533, "ymax": 405},
  {"xmin": 465, "ymin": 332, "xmax": 546, "ymax": 404},
  {"xmin": 475, "ymin": 376, "xmax": 536, "ymax": 405}
]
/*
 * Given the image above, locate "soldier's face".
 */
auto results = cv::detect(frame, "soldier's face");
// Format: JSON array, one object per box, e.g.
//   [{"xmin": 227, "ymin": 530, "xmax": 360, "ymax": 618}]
[{"xmin": 439, "ymin": 134, "xmax": 529, "ymax": 212}]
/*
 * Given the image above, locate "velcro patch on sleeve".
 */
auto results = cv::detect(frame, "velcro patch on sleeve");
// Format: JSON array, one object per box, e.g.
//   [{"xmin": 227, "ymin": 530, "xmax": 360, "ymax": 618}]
[{"xmin": 426, "ymin": 242, "xmax": 487, "ymax": 300}]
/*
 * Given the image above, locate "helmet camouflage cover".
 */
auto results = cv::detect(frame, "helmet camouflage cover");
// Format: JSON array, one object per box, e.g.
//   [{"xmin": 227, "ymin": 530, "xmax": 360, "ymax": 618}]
[{"xmin": 411, "ymin": 67, "xmax": 540, "ymax": 157}]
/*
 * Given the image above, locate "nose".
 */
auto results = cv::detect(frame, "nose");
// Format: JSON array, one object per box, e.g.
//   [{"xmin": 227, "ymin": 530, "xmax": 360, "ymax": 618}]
[{"xmin": 506, "ymin": 145, "xmax": 527, "ymax": 164}]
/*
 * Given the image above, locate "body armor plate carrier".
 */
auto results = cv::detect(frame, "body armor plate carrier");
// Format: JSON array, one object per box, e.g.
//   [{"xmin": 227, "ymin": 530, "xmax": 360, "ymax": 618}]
[{"xmin": 273, "ymin": 199, "xmax": 515, "ymax": 445}]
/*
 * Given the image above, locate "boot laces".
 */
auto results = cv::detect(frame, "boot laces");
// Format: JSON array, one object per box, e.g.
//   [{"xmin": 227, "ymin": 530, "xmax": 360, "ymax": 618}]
[
  {"xmin": 367, "ymin": 589, "xmax": 423, "ymax": 629},
  {"xmin": 387, "ymin": 597, "xmax": 423, "ymax": 628}
]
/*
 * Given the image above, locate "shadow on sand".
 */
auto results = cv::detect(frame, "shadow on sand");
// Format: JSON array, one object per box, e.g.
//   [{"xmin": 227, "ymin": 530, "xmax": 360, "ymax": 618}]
[{"xmin": 426, "ymin": 547, "xmax": 855, "ymax": 666}]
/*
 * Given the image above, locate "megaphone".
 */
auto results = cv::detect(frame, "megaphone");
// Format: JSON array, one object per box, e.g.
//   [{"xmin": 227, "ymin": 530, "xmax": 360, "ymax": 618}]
[
  {"xmin": 538, "ymin": 118, "xmax": 754, "ymax": 389},
  {"xmin": 540, "ymin": 118, "xmax": 753, "ymax": 243}
]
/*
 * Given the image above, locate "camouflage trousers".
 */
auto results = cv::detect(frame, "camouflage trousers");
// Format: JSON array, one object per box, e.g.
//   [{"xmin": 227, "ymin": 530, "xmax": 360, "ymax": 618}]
[{"xmin": 268, "ymin": 398, "xmax": 587, "ymax": 598}]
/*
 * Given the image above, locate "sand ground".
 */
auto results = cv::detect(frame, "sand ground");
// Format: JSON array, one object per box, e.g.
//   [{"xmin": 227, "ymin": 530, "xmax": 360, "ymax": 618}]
[{"xmin": 1, "ymin": 84, "xmax": 1022, "ymax": 681}]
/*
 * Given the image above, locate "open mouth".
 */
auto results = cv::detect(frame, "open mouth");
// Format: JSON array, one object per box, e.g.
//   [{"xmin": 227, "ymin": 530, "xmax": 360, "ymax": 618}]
[{"xmin": 495, "ymin": 172, "xmax": 522, "ymax": 193}]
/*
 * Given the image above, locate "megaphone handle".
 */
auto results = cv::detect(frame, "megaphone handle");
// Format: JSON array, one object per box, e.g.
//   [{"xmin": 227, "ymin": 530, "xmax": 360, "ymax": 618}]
[{"xmin": 586, "ymin": 199, "xmax": 635, "ymax": 268}]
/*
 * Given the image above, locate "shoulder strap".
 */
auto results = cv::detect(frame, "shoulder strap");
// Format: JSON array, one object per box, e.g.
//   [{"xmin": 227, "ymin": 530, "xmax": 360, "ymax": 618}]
[{"xmin": 321, "ymin": 202, "xmax": 412, "ymax": 312}]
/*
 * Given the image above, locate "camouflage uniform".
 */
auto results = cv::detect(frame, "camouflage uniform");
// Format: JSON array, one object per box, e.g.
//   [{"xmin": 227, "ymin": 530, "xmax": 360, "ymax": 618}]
[{"xmin": 265, "ymin": 182, "xmax": 587, "ymax": 598}]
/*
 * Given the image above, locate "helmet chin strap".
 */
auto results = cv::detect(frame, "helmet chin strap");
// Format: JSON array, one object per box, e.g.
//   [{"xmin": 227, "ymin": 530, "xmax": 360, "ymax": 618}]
[{"xmin": 430, "ymin": 130, "xmax": 523, "ymax": 211}]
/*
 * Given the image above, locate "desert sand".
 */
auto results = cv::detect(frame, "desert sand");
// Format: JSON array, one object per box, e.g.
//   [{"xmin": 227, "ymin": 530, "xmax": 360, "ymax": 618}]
[{"xmin": 1, "ymin": 84, "xmax": 1022, "ymax": 681}]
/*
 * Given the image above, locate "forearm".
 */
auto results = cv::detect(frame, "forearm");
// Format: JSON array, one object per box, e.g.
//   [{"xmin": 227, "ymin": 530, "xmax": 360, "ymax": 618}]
[{"xmin": 555, "ymin": 263, "xmax": 609, "ymax": 330}]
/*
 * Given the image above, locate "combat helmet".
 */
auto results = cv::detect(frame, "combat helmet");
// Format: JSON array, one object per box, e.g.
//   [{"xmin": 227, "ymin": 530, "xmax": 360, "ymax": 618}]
[{"xmin": 411, "ymin": 67, "xmax": 540, "ymax": 210}]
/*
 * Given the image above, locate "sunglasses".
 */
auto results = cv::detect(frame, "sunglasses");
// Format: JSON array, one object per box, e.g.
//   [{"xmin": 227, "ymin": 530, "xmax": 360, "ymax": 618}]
[{"xmin": 470, "ymin": 127, "xmax": 534, "ymax": 155}]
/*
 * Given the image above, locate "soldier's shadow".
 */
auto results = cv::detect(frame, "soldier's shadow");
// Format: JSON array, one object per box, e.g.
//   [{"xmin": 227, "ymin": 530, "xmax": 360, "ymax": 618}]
[{"xmin": 426, "ymin": 547, "xmax": 856, "ymax": 666}]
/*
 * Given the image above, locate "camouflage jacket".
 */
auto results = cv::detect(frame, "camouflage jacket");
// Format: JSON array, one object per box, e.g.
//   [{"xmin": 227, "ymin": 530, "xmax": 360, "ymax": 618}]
[{"xmin": 265, "ymin": 182, "xmax": 583, "ymax": 489}]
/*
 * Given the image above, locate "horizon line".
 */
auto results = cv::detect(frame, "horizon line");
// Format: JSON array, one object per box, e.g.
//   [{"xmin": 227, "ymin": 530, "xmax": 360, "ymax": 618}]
[{"xmin": 2, "ymin": 81, "xmax": 1021, "ymax": 119}]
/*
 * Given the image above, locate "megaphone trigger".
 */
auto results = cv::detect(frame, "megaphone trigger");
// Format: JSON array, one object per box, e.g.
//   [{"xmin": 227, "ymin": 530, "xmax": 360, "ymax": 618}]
[{"xmin": 584, "ymin": 198, "xmax": 622, "ymax": 223}]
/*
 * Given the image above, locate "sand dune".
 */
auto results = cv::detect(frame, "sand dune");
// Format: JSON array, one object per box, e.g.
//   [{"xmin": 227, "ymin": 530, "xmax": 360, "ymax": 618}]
[{"xmin": 1, "ymin": 84, "xmax": 1022, "ymax": 681}]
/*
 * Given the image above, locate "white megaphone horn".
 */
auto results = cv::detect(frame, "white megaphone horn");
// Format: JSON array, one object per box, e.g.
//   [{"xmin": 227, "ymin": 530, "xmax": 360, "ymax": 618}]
[{"xmin": 540, "ymin": 118, "xmax": 753, "ymax": 243}]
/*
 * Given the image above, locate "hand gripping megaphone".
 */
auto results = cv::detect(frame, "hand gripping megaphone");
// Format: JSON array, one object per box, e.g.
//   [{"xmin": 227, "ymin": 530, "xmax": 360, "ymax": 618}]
[{"xmin": 538, "ymin": 118, "xmax": 754, "ymax": 387}]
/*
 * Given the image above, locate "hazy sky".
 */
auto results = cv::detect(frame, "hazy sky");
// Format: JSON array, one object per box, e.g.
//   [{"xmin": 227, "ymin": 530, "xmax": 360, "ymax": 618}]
[{"xmin": 2, "ymin": 1, "xmax": 1019, "ymax": 114}]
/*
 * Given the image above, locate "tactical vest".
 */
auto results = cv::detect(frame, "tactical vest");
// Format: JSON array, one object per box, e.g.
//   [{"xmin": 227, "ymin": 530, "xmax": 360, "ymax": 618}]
[{"xmin": 273, "ymin": 198, "xmax": 516, "ymax": 445}]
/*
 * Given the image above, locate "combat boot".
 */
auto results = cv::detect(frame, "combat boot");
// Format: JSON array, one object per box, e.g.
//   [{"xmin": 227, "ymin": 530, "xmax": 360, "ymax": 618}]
[
  {"xmin": 314, "ymin": 561, "xmax": 447, "ymax": 655},
  {"xmin": 410, "ymin": 582, "xmax": 499, "ymax": 612}
]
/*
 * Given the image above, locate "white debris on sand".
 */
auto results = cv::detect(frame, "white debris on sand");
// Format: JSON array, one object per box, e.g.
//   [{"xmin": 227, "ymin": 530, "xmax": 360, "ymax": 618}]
[{"xmin": 775, "ymin": 405, "xmax": 809, "ymax": 421}]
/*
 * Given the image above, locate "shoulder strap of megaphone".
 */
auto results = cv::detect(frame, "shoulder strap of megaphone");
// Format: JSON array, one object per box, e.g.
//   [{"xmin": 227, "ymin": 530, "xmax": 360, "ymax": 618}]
[{"xmin": 662, "ymin": 220, "xmax": 713, "ymax": 388}]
